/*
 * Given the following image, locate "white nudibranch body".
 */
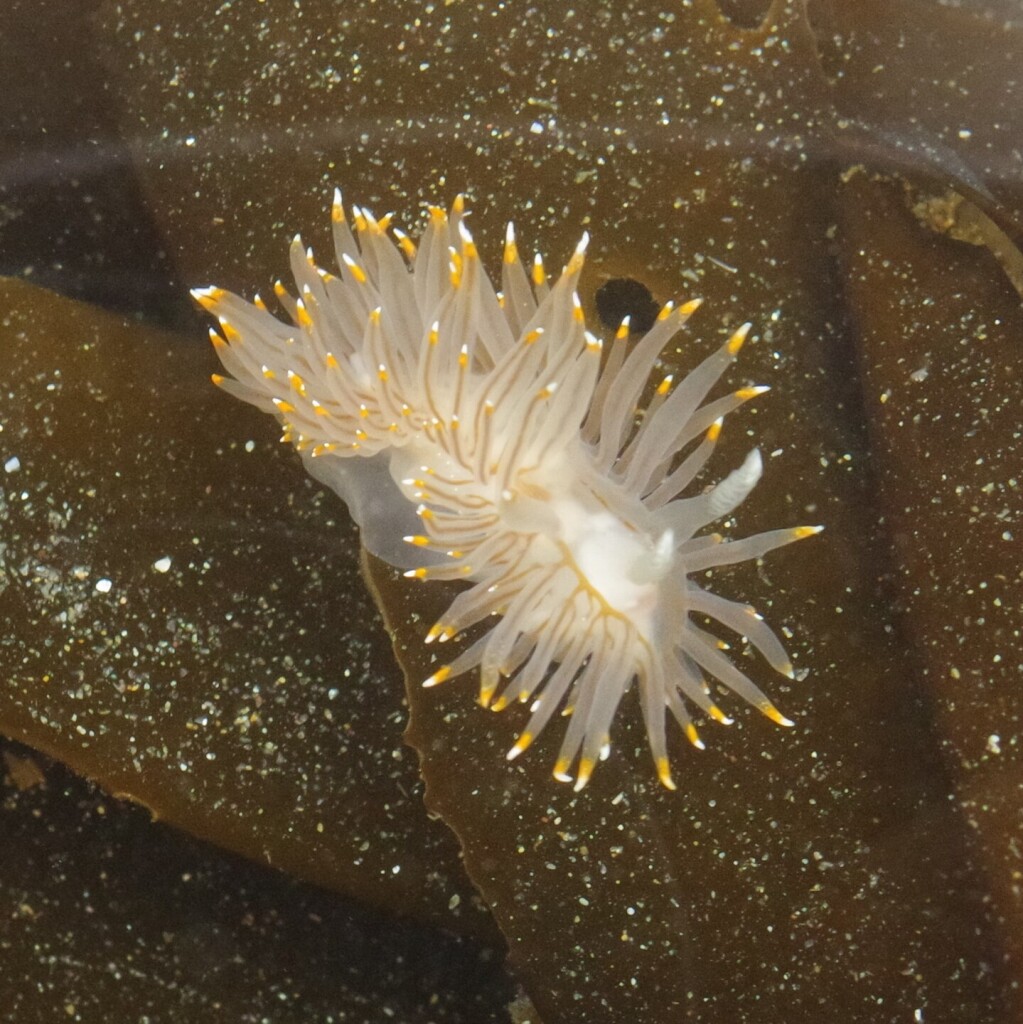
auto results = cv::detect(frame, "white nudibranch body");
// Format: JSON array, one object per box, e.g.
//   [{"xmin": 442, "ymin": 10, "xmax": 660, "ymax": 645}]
[{"xmin": 194, "ymin": 192, "xmax": 822, "ymax": 791}]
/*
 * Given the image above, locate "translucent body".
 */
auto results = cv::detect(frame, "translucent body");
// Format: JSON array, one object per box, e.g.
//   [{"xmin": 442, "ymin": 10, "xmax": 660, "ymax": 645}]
[{"xmin": 194, "ymin": 194, "xmax": 821, "ymax": 790}]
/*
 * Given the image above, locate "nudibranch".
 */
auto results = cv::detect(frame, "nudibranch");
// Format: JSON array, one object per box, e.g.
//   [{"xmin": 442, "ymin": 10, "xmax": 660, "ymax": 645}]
[{"xmin": 193, "ymin": 192, "xmax": 821, "ymax": 791}]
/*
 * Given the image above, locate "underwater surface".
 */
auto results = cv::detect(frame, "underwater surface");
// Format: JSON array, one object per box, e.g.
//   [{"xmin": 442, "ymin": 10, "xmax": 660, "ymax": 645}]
[{"xmin": 1, "ymin": 0, "xmax": 1021, "ymax": 1020}]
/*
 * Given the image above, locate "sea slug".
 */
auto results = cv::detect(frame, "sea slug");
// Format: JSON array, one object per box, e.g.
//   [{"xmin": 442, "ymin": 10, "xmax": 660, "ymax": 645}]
[{"xmin": 194, "ymin": 193, "xmax": 821, "ymax": 790}]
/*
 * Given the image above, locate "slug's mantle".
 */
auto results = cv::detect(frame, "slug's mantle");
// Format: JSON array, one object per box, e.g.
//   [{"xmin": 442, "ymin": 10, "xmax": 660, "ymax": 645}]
[{"xmin": 193, "ymin": 192, "xmax": 821, "ymax": 790}]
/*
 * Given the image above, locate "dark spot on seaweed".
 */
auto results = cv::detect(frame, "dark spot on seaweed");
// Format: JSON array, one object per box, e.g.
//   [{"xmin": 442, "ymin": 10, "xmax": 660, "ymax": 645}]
[{"xmin": 594, "ymin": 277, "xmax": 659, "ymax": 334}]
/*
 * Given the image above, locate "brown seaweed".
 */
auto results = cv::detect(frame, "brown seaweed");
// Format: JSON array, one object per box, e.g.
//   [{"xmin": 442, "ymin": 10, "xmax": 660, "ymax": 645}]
[
  {"xmin": 0, "ymin": 737, "xmax": 512, "ymax": 1021},
  {"xmin": 0, "ymin": 277, "xmax": 491, "ymax": 938},
  {"xmin": 1, "ymin": 0, "xmax": 1021, "ymax": 1018}
]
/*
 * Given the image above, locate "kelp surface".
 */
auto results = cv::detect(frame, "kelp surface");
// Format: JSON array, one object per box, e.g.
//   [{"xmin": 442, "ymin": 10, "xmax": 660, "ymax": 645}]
[{"xmin": 1, "ymin": 0, "xmax": 1021, "ymax": 1019}]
